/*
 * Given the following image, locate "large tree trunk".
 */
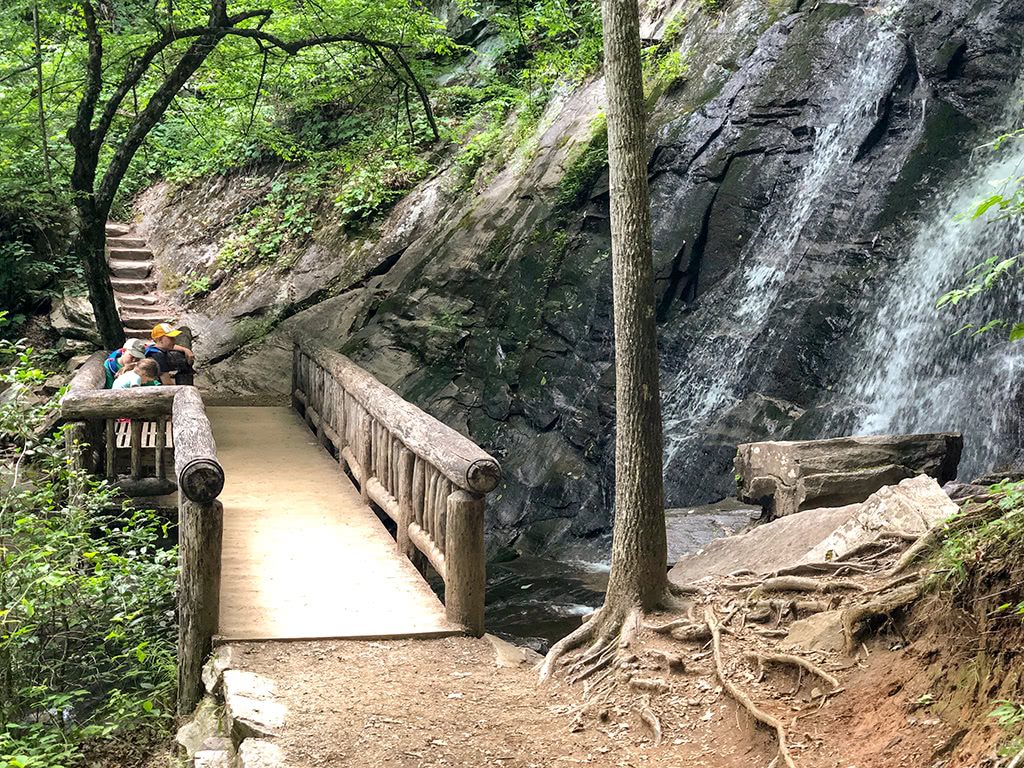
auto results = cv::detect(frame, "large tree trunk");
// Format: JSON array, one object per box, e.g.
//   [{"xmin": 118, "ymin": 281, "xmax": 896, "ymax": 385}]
[
  {"xmin": 538, "ymin": 0, "xmax": 671, "ymax": 683},
  {"xmin": 601, "ymin": 0, "xmax": 668, "ymax": 611},
  {"xmin": 74, "ymin": 201, "xmax": 123, "ymax": 349}
]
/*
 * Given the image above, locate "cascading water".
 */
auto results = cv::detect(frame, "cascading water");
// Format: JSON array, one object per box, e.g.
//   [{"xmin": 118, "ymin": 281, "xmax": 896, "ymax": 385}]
[
  {"xmin": 660, "ymin": 12, "xmax": 912, "ymax": 480},
  {"xmin": 837, "ymin": 88, "xmax": 1024, "ymax": 478}
]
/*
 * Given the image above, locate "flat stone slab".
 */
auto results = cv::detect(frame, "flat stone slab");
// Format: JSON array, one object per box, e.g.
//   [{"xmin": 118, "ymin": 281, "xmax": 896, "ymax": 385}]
[
  {"xmin": 670, "ymin": 475, "xmax": 957, "ymax": 584},
  {"xmin": 194, "ymin": 748, "xmax": 232, "ymax": 768},
  {"xmin": 735, "ymin": 433, "xmax": 962, "ymax": 517},
  {"xmin": 237, "ymin": 739, "xmax": 285, "ymax": 768},
  {"xmin": 223, "ymin": 670, "xmax": 286, "ymax": 741}
]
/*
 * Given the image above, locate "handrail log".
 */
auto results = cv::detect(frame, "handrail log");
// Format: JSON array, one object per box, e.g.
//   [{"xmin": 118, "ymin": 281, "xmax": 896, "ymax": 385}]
[
  {"xmin": 172, "ymin": 388, "xmax": 224, "ymax": 503},
  {"xmin": 302, "ymin": 341, "xmax": 501, "ymax": 494},
  {"xmin": 60, "ymin": 386, "xmax": 183, "ymax": 420},
  {"xmin": 67, "ymin": 351, "xmax": 108, "ymax": 392}
]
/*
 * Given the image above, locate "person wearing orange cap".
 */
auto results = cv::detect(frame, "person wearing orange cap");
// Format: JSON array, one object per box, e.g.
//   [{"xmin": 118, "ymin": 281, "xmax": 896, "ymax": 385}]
[{"xmin": 145, "ymin": 322, "xmax": 196, "ymax": 386}]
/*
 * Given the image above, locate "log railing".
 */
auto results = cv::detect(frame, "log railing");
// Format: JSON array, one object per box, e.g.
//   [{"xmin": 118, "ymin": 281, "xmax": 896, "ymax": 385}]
[
  {"xmin": 61, "ymin": 355, "xmax": 224, "ymax": 714},
  {"xmin": 291, "ymin": 340, "xmax": 501, "ymax": 636}
]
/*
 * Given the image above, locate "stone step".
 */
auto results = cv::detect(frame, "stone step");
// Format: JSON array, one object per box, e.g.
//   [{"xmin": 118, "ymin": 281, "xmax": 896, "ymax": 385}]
[
  {"xmin": 106, "ymin": 222, "xmax": 130, "ymax": 237},
  {"xmin": 123, "ymin": 316, "xmax": 172, "ymax": 332},
  {"xmin": 117, "ymin": 294, "xmax": 161, "ymax": 307},
  {"xmin": 107, "ymin": 236, "xmax": 146, "ymax": 249},
  {"xmin": 123, "ymin": 328, "xmax": 152, "ymax": 339},
  {"xmin": 108, "ymin": 247, "xmax": 152, "ymax": 261},
  {"xmin": 122, "ymin": 309, "xmax": 172, "ymax": 322},
  {"xmin": 111, "ymin": 277, "xmax": 156, "ymax": 293},
  {"xmin": 110, "ymin": 260, "xmax": 151, "ymax": 279}
]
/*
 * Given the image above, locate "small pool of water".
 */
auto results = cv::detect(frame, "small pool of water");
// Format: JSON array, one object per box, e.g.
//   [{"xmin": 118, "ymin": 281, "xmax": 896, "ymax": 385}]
[{"xmin": 483, "ymin": 499, "xmax": 759, "ymax": 651}]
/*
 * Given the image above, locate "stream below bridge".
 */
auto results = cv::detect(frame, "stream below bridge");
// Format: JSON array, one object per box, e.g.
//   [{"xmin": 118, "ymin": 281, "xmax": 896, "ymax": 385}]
[{"xmin": 477, "ymin": 501, "xmax": 758, "ymax": 652}]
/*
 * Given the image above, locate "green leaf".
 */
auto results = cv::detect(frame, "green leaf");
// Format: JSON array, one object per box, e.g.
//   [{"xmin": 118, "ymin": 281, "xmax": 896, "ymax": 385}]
[
  {"xmin": 972, "ymin": 194, "xmax": 1008, "ymax": 219},
  {"xmin": 1009, "ymin": 323, "xmax": 1024, "ymax": 342}
]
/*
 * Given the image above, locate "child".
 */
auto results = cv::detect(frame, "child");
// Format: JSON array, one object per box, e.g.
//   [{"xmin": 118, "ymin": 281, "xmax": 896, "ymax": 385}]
[
  {"xmin": 103, "ymin": 338, "xmax": 148, "ymax": 387},
  {"xmin": 111, "ymin": 357, "xmax": 161, "ymax": 389},
  {"xmin": 146, "ymin": 323, "xmax": 196, "ymax": 386}
]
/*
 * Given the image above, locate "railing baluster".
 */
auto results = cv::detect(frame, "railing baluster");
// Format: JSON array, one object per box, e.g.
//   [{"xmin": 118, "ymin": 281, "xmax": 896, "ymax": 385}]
[
  {"xmin": 155, "ymin": 416, "xmax": 167, "ymax": 481},
  {"xmin": 105, "ymin": 419, "xmax": 116, "ymax": 480},
  {"xmin": 397, "ymin": 447, "xmax": 414, "ymax": 559},
  {"xmin": 357, "ymin": 410, "xmax": 371, "ymax": 499},
  {"xmin": 435, "ymin": 477, "xmax": 448, "ymax": 554},
  {"xmin": 425, "ymin": 467, "xmax": 437, "ymax": 540},
  {"xmin": 412, "ymin": 456, "xmax": 425, "ymax": 529},
  {"xmin": 130, "ymin": 420, "xmax": 144, "ymax": 480}
]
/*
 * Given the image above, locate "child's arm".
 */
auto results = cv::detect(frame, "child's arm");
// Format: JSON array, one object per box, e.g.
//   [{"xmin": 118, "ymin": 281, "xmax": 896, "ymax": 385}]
[{"xmin": 172, "ymin": 344, "xmax": 195, "ymax": 363}]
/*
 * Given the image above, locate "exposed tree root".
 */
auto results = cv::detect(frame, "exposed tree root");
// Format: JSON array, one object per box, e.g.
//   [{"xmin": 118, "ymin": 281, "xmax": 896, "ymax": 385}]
[
  {"xmin": 638, "ymin": 696, "xmax": 662, "ymax": 746},
  {"xmin": 705, "ymin": 606, "xmax": 797, "ymax": 768},
  {"xmin": 539, "ymin": 607, "xmax": 608, "ymax": 683},
  {"xmin": 842, "ymin": 582, "xmax": 922, "ymax": 653},
  {"xmin": 644, "ymin": 617, "xmax": 696, "ymax": 634},
  {"xmin": 772, "ymin": 561, "xmax": 873, "ymax": 578},
  {"xmin": 743, "ymin": 651, "xmax": 840, "ymax": 690},
  {"xmin": 541, "ymin": 607, "xmax": 644, "ymax": 684},
  {"xmin": 727, "ymin": 575, "xmax": 864, "ymax": 594},
  {"xmin": 629, "ymin": 676, "xmax": 670, "ymax": 693}
]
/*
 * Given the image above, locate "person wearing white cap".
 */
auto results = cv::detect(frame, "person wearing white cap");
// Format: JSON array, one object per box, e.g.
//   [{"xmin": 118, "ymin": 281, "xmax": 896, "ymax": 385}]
[
  {"xmin": 145, "ymin": 323, "xmax": 196, "ymax": 386},
  {"xmin": 102, "ymin": 337, "xmax": 149, "ymax": 388}
]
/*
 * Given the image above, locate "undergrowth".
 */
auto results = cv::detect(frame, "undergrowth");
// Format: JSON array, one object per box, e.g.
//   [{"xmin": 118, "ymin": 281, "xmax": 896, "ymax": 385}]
[
  {"xmin": 936, "ymin": 479, "xmax": 1024, "ymax": 590},
  {"xmin": 932, "ymin": 478, "xmax": 1024, "ymax": 759},
  {"xmin": 0, "ymin": 322, "xmax": 177, "ymax": 768}
]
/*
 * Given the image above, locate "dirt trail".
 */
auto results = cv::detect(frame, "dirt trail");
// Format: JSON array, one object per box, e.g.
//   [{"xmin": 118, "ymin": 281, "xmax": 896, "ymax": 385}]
[
  {"xmin": 223, "ymin": 630, "xmax": 973, "ymax": 768},
  {"xmin": 229, "ymin": 636, "xmax": 767, "ymax": 768}
]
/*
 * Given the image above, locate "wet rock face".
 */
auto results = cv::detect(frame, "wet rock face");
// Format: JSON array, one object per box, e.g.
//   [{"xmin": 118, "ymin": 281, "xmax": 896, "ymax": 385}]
[{"xmin": 139, "ymin": 0, "xmax": 1024, "ymax": 557}]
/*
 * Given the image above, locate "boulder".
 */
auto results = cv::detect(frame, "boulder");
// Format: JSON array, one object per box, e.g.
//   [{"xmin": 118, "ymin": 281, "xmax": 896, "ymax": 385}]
[
  {"xmin": 49, "ymin": 294, "xmax": 102, "ymax": 346},
  {"xmin": 669, "ymin": 475, "xmax": 959, "ymax": 585},
  {"xmin": 734, "ymin": 433, "xmax": 963, "ymax": 518}
]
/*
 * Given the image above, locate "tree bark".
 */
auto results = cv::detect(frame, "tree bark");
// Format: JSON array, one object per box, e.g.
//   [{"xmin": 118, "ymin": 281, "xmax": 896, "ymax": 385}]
[
  {"xmin": 74, "ymin": 204, "xmax": 123, "ymax": 348},
  {"xmin": 600, "ymin": 0, "xmax": 668, "ymax": 611},
  {"xmin": 32, "ymin": 2, "xmax": 52, "ymax": 188}
]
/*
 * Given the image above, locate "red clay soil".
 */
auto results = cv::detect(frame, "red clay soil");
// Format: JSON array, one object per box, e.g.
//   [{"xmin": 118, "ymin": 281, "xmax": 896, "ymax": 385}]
[{"xmin": 223, "ymin": 623, "xmax": 1008, "ymax": 768}]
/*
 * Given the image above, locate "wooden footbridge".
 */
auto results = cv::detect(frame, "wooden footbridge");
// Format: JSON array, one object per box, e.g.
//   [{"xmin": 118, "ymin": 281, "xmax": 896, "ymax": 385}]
[{"xmin": 60, "ymin": 340, "xmax": 501, "ymax": 713}]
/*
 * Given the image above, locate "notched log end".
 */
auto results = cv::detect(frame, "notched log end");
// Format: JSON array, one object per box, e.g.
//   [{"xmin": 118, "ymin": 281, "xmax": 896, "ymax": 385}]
[
  {"xmin": 466, "ymin": 458, "xmax": 501, "ymax": 494},
  {"xmin": 179, "ymin": 457, "xmax": 225, "ymax": 503}
]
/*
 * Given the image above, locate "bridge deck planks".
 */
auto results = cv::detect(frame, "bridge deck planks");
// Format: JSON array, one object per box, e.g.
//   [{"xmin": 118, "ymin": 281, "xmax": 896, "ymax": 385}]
[{"xmin": 208, "ymin": 406, "xmax": 459, "ymax": 642}]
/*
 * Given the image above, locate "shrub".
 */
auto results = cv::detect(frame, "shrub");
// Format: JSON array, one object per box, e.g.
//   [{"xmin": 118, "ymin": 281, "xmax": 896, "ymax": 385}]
[{"xmin": 0, "ymin": 334, "xmax": 177, "ymax": 767}]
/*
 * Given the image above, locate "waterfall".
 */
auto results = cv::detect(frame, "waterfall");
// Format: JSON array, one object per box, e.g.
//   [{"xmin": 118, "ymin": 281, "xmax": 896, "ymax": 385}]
[
  {"xmin": 660, "ymin": 15, "xmax": 910, "ymax": 479},
  {"xmin": 838, "ymin": 88, "xmax": 1024, "ymax": 478}
]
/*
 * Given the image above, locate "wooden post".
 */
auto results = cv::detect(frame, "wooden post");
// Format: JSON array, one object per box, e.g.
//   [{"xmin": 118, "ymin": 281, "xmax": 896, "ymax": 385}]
[
  {"xmin": 105, "ymin": 419, "xmax": 116, "ymax": 480},
  {"xmin": 155, "ymin": 417, "xmax": 167, "ymax": 481},
  {"xmin": 397, "ymin": 448, "xmax": 415, "ymax": 559},
  {"xmin": 64, "ymin": 422, "xmax": 87, "ymax": 472},
  {"xmin": 177, "ymin": 497, "xmax": 224, "ymax": 714},
  {"xmin": 290, "ymin": 343, "xmax": 300, "ymax": 412},
  {"xmin": 130, "ymin": 420, "xmax": 144, "ymax": 480},
  {"xmin": 444, "ymin": 490, "xmax": 486, "ymax": 636},
  {"xmin": 357, "ymin": 413, "xmax": 372, "ymax": 501}
]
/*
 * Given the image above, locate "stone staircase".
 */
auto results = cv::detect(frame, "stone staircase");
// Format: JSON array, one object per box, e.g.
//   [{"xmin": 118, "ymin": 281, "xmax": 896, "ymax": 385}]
[{"xmin": 105, "ymin": 222, "xmax": 176, "ymax": 340}]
